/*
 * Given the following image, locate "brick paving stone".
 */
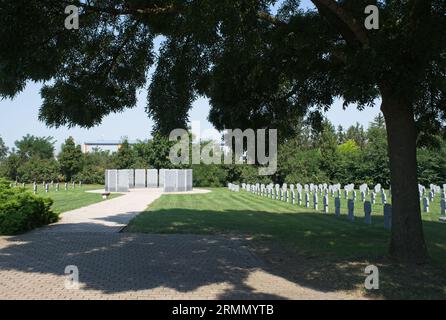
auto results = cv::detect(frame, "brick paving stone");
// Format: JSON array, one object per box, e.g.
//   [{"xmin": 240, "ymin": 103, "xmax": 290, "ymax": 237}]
[{"xmin": 0, "ymin": 189, "xmax": 355, "ymax": 300}]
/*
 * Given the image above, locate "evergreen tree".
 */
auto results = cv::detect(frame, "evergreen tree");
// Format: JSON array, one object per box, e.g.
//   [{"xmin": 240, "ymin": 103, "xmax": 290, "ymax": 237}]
[
  {"xmin": 114, "ymin": 140, "xmax": 137, "ymax": 169},
  {"xmin": 58, "ymin": 137, "xmax": 83, "ymax": 181},
  {"xmin": 0, "ymin": 136, "xmax": 7, "ymax": 160}
]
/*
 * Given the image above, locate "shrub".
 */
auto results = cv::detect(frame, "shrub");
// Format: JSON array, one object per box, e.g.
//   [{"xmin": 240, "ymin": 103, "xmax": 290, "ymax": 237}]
[
  {"xmin": 0, "ymin": 179, "xmax": 58, "ymax": 235},
  {"xmin": 192, "ymin": 164, "xmax": 228, "ymax": 187}
]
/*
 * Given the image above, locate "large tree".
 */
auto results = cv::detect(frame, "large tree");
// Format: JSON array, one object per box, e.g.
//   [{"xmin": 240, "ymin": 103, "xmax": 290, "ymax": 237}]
[
  {"xmin": 59, "ymin": 137, "xmax": 83, "ymax": 181},
  {"xmin": 14, "ymin": 135, "xmax": 55, "ymax": 160},
  {"xmin": 1, "ymin": 0, "xmax": 445, "ymax": 263}
]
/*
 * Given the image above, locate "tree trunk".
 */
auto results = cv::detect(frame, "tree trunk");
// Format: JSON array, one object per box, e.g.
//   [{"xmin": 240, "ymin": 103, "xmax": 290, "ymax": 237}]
[{"xmin": 381, "ymin": 91, "xmax": 428, "ymax": 264}]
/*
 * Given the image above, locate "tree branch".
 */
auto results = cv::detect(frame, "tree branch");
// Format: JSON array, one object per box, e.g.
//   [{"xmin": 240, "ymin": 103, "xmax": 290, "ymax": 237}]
[
  {"xmin": 311, "ymin": 0, "xmax": 370, "ymax": 47},
  {"xmin": 65, "ymin": 0, "xmax": 175, "ymax": 17}
]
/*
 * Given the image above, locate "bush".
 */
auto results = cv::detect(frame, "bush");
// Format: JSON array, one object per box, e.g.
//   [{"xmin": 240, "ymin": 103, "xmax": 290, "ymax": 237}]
[
  {"xmin": 0, "ymin": 179, "xmax": 58, "ymax": 235},
  {"xmin": 192, "ymin": 164, "xmax": 228, "ymax": 187}
]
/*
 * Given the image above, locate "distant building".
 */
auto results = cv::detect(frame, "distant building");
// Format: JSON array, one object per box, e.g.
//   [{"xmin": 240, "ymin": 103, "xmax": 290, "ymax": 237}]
[{"xmin": 82, "ymin": 140, "xmax": 138, "ymax": 154}]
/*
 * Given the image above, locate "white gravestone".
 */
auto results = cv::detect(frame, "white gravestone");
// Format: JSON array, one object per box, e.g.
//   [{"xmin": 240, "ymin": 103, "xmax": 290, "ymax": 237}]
[
  {"xmin": 128, "ymin": 169, "xmax": 135, "ymax": 188},
  {"xmin": 347, "ymin": 199, "xmax": 354, "ymax": 221},
  {"xmin": 374, "ymin": 184, "xmax": 382, "ymax": 194},
  {"xmin": 147, "ymin": 169, "xmax": 158, "ymax": 188},
  {"xmin": 323, "ymin": 195, "xmax": 329, "ymax": 213},
  {"xmin": 186, "ymin": 169, "xmax": 193, "ymax": 191},
  {"xmin": 176, "ymin": 170, "xmax": 186, "ymax": 192},
  {"xmin": 106, "ymin": 169, "xmax": 118, "ymax": 192},
  {"xmin": 335, "ymin": 197, "xmax": 341, "ymax": 217},
  {"xmin": 364, "ymin": 201, "xmax": 372, "ymax": 224},
  {"xmin": 423, "ymin": 197, "xmax": 429, "ymax": 213},
  {"xmin": 159, "ymin": 169, "xmax": 166, "ymax": 188},
  {"xmin": 381, "ymin": 191, "xmax": 387, "ymax": 204},
  {"xmin": 117, "ymin": 170, "xmax": 129, "ymax": 192},
  {"xmin": 134, "ymin": 169, "xmax": 146, "ymax": 188},
  {"xmin": 164, "ymin": 170, "xmax": 177, "ymax": 192}
]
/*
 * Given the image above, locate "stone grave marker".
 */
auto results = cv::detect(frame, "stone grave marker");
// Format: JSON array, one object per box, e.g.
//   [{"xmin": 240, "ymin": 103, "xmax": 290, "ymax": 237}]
[
  {"xmin": 164, "ymin": 170, "xmax": 176, "ymax": 192},
  {"xmin": 381, "ymin": 191, "xmax": 387, "ymax": 204},
  {"xmin": 348, "ymin": 199, "xmax": 354, "ymax": 221},
  {"xmin": 374, "ymin": 183, "xmax": 382, "ymax": 194},
  {"xmin": 323, "ymin": 195, "xmax": 329, "ymax": 213},
  {"xmin": 135, "ymin": 169, "xmax": 146, "ymax": 188},
  {"xmin": 159, "ymin": 169, "xmax": 166, "ymax": 188},
  {"xmin": 335, "ymin": 197, "xmax": 341, "ymax": 217},
  {"xmin": 423, "ymin": 197, "xmax": 429, "ymax": 213},
  {"xmin": 364, "ymin": 201, "xmax": 372, "ymax": 225},
  {"xmin": 186, "ymin": 169, "xmax": 193, "ymax": 191},
  {"xmin": 384, "ymin": 204, "xmax": 392, "ymax": 230},
  {"xmin": 147, "ymin": 169, "xmax": 158, "ymax": 188},
  {"xmin": 117, "ymin": 170, "xmax": 130, "ymax": 192},
  {"xmin": 106, "ymin": 169, "xmax": 118, "ymax": 192},
  {"xmin": 128, "ymin": 169, "xmax": 135, "ymax": 188},
  {"xmin": 313, "ymin": 193, "xmax": 318, "ymax": 210},
  {"xmin": 176, "ymin": 170, "xmax": 186, "ymax": 192}
]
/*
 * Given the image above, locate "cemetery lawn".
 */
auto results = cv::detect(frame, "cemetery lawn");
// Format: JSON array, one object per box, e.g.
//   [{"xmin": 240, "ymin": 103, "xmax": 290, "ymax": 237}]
[
  {"xmin": 126, "ymin": 188, "xmax": 446, "ymax": 299},
  {"xmin": 23, "ymin": 184, "xmax": 122, "ymax": 214}
]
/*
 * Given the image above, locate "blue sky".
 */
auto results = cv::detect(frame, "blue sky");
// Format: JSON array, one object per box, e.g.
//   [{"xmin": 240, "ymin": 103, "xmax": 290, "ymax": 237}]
[{"xmin": 0, "ymin": 0, "xmax": 381, "ymax": 151}]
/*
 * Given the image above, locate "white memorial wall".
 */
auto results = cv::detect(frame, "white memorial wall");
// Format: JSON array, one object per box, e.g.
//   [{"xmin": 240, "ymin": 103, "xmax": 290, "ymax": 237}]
[{"xmin": 105, "ymin": 169, "xmax": 193, "ymax": 193}]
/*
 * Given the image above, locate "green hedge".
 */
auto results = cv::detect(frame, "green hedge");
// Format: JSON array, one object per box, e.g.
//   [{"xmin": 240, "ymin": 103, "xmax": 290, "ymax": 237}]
[{"xmin": 0, "ymin": 179, "xmax": 58, "ymax": 235}]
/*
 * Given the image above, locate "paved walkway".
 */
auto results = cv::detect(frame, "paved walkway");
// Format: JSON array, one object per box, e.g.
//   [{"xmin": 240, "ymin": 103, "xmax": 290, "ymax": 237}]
[
  {"xmin": 42, "ymin": 189, "xmax": 165, "ymax": 233},
  {"xmin": 0, "ymin": 188, "xmax": 353, "ymax": 300}
]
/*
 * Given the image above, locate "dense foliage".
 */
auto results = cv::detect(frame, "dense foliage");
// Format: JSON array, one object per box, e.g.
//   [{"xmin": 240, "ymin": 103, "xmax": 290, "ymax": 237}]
[
  {"xmin": 0, "ymin": 178, "xmax": 57, "ymax": 235},
  {"xmin": 1, "ymin": 116, "xmax": 445, "ymax": 187}
]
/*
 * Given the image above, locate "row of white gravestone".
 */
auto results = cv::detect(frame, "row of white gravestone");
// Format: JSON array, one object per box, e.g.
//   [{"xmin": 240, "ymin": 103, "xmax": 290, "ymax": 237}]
[
  {"xmin": 227, "ymin": 183, "xmax": 240, "ymax": 192},
  {"xmin": 241, "ymin": 182, "xmax": 391, "ymax": 204},
  {"xmin": 240, "ymin": 182, "xmax": 394, "ymax": 229},
  {"xmin": 19, "ymin": 181, "xmax": 81, "ymax": 194},
  {"xmin": 105, "ymin": 169, "xmax": 193, "ymax": 193}
]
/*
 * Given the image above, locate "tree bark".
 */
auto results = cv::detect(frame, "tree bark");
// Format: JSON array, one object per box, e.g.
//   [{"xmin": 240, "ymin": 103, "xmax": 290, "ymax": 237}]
[{"xmin": 380, "ymin": 91, "xmax": 428, "ymax": 264}]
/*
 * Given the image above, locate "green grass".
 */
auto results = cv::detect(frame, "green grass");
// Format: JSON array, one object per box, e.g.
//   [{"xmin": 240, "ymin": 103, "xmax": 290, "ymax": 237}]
[
  {"xmin": 126, "ymin": 188, "xmax": 446, "ymax": 299},
  {"xmin": 20, "ymin": 184, "xmax": 121, "ymax": 214}
]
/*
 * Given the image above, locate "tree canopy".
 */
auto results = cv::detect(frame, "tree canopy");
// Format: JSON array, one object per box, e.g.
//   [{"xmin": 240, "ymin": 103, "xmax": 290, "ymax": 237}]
[
  {"xmin": 14, "ymin": 134, "xmax": 55, "ymax": 160},
  {"xmin": 0, "ymin": 1, "xmax": 444, "ymax": 137}
]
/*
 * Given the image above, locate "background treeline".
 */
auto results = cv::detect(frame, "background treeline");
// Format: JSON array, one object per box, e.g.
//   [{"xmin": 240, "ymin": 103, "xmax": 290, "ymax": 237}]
[{"xmin": 0, "ymin": 115, "xmax": 445, "ymax": 187}]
